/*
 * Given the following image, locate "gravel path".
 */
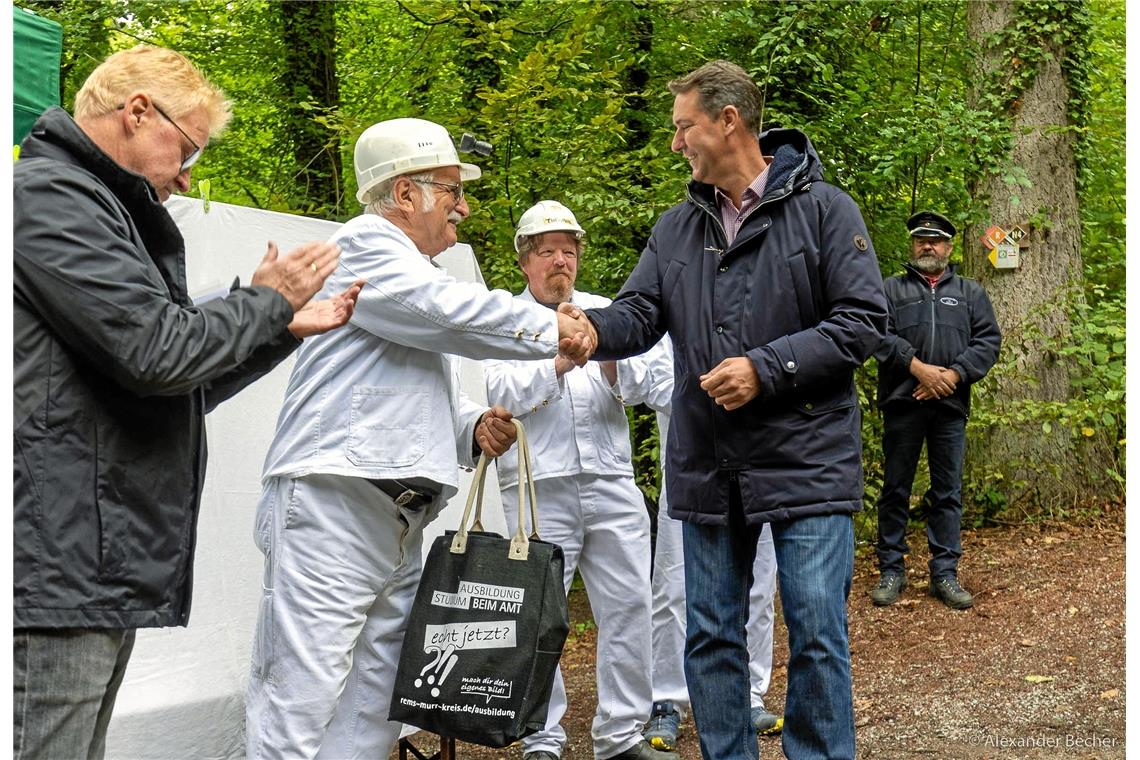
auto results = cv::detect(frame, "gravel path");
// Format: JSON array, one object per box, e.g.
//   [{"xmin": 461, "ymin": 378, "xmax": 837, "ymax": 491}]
[{"xmin": 396, "ymin": 507, "xmax": 1125, "ymax": 760}]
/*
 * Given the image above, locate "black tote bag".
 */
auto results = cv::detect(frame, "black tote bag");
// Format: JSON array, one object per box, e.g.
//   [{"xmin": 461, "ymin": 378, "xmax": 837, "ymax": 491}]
[{"xmin": 389, "ymin": 419, "xmax": 569, "ymax": 747}]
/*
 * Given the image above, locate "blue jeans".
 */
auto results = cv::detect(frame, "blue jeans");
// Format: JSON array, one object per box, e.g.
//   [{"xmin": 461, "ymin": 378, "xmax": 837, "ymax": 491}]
[
  {"xmin": 875, "ymin": 404, "xmax": 967, "ymax": 579},
  {"xmin": 14, "ymin": 627, "xmax": 136, "ymax": 760},
  {"xmin": 683, "ymin": 484, "xmax": 855, "ymax": 760}
]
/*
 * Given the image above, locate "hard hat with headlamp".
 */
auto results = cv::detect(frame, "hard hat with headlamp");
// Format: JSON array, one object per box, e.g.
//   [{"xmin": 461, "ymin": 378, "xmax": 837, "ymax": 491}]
[
  {"xmin": 513, "ymin": 200, "xmax": 585, "ymax": 254},
  {"xmin": 353, "ymin": 118, "xmax": 482, "ymax": 204}
]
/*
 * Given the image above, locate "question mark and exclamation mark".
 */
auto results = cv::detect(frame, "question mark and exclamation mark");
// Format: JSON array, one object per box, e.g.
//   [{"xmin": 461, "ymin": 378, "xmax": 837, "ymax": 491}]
[{"xmin": 414, "ymin": 644, "xmax": 458, "ymax": 697}]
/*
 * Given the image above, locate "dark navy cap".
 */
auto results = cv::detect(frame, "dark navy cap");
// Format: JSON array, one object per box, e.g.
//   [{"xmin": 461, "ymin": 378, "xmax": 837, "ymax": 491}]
[{"xmin": 907, "ymin": 210, "xmax": 956, "ymax": 239}]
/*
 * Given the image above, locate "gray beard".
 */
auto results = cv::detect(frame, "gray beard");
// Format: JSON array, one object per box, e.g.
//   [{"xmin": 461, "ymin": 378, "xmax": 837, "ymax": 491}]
[
  {"xmin": 544, "ymin": 281, "xmax": 572, "ymax": 303},
  {"xmin": 912, "ymin": 255, "xmax": 947, "ymax": 275}
]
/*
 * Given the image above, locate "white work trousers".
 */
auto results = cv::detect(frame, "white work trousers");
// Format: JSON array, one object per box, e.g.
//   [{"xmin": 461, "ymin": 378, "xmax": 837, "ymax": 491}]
[
  {"xmin": 246, "ymin": 474, "xmax": 440, "ymax": 760},
  {"xmin": 650, "ymin": 489, "xmax": 778, "ymax": 715},
  {"xmin": 502, "ymin": 474, "xmax": 653, "ymax": 759}
]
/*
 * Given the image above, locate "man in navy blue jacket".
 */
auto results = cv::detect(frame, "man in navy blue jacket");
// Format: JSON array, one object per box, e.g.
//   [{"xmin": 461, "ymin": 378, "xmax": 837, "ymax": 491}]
[
  {"xmin": 870, "ymin": 211, "xmax": 1002, "ymax": 610},
  {"xmin": 572, "ymin": 60, "xmax": 886, "ymax": 760}
]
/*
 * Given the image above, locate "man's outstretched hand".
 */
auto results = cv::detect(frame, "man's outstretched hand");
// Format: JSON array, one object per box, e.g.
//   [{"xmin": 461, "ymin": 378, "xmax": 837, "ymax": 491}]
[
  {"xmin": 288, "ymin": 279, "xmax": 365, "ymax": 339},
  {"xmin": 556, "ymin": 302, "xmax": 597, "ymax": 366}
]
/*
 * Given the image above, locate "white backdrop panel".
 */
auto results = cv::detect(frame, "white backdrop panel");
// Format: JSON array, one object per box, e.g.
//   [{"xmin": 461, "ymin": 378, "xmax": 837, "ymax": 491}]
[{"xmin": 105, "ymin": 197, "xmax": 508, "ymax": 759}]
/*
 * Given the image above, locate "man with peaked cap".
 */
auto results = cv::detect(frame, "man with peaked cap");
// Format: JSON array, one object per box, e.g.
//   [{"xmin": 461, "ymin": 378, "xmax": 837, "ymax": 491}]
[{"xmin": 870, "ymin": 210, "xmax": 1002, "ymax": 610}]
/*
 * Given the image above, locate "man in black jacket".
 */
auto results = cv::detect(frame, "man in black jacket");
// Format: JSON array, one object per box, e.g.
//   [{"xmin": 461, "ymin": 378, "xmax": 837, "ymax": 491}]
[
  {"xmin": 870, "ymin": 211, "xmax": 1002, "ymax": 610},
  {"xmin": 13, "ymin": 45, "xmax": 359, "ymax": 760},
  {"xmin": 572, "ymin": 60, "xmax": 886, "ymax": 760}
]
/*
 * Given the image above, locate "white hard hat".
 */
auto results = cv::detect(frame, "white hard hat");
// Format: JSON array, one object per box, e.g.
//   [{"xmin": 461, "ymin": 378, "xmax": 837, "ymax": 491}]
[
  {"xmin": 354, "ymin": 118, "xmax": 482, "ymax": 204},
  {"xmin": 513, "ymin": 200, "xmax": 585, "ymax": 253}
]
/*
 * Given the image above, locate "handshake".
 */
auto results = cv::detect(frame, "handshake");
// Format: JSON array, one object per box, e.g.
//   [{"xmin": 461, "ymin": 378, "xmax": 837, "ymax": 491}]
[{"xmin": 554, "ymin": 302, "xmax": 599, "ymax": 366}]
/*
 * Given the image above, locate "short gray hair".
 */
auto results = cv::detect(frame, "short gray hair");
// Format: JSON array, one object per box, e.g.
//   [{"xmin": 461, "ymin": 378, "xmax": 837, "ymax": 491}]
[
  {"xmin": 668, "ymin": 60, "xmax": 762, "ymax": 136},
  {"xmin": 365, "ymin": 170, "xmax": 436, "ymax": 215}
]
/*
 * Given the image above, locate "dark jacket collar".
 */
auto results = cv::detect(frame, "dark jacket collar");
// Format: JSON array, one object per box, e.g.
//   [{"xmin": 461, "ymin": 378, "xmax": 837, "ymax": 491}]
[
  {"xmin": 22, "ymin": 106, "xmax": 165, "ymax": 211},
  {"xmin": 21, "ymin": 107, "xmax": 188, "ymax": 302},
  {"xmin": 687, "ymin": 127, "xmax": 824, "ymax": 208},
  {"xmin": 903, "ymin": 262, "xmax": 958, "ymax": 285}
]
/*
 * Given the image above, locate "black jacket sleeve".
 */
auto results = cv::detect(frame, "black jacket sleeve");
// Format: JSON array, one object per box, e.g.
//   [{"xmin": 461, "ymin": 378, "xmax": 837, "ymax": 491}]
[
  {"xmin": 14, "ymin": 166, "xmax": 296, "ymax": 399},
  {"xmin": 950, "ymin": 281, "xmax": 1002, "ymax": 384},
  {"xmin": 202, "ymin": 330, "xmax": 300, "ymax": 413},
  {"xmin": 873, "ymin": 283, "xmax": 918, "ymax": 371},
  {"xmin": 747, "ymin": 190, "xmax": 888, "ymax": 398},
  {"xmin": 584, "ymin": 232, "xmax": 669, "ymax": 360}
]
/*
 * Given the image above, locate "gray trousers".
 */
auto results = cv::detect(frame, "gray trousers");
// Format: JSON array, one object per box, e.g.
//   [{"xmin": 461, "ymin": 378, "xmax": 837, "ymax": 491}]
[{"xmin": 14, "ymin": 627, "xmax": 136, "ymax": 760}]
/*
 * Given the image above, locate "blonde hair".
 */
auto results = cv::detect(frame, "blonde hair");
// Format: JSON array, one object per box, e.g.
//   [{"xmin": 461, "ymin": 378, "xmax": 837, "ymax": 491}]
[{"xmin": 74, "ymin": 45, "xmax": 232, "ymax": 137}]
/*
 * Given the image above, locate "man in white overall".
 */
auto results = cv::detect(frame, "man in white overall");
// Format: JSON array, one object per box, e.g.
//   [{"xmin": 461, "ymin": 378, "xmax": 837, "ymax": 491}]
[{"xmin": 484, "ymin": 201, "xmax": 674, "ymax": 760}]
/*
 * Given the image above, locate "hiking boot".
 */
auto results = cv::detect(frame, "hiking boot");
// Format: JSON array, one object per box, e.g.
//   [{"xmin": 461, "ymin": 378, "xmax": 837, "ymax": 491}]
[
  {"xmin": 523, "ymin": 752, "xmax": 560, "ymax": 760},
  {"xmin": 869, "ymin": 573, "xmax": 907, "ymax": 606},
  {"xmin": 751, "ymin": 706, "xmax": 784, "ymax": 736},
  {"xmin": 643, "ymin": 700, "xmax": 681, "ymax": 751},
  {"xmin": 604, "ymin": 739, "xmax": 677, "ymax": 760},
  {"xmin": 929, "ymin": 576, "xmax": 974, "ymax": 610}
]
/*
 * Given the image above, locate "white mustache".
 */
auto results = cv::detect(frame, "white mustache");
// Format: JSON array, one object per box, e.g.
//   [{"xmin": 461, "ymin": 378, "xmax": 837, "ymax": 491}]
[{"xmin": 447, "ymin": 213, "xmax": 463, "ymax": 224}]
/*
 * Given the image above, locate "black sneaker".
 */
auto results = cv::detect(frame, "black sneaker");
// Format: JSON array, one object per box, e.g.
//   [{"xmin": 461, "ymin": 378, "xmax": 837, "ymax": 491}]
[
  {"xmin": 869, "ymin": 573, "xmax": 907, "ymax": 606},
  {"xmin": 929, "ymin": 576, "xmax": 973, "ymax": 610}
]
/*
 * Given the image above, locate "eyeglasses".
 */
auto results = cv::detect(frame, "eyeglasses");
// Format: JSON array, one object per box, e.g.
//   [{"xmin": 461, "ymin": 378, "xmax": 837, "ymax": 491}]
[
  {"xmin": 152, "ymin": 103, "xmax": 203, "ymax": 172},
  {"xmin": 413, "ymin": 179, "xmax": 464, "ymax": 204},
  {"xmin": 117, "ymin": 102, "xmax": 203, "ymax": 172}
]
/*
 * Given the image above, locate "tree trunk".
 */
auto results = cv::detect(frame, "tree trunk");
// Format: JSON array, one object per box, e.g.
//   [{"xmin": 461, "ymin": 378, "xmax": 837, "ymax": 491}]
[
  {"xmin": 964, "ymin": 0, "xmax": 1114, "ymax": 513},
  {"xmin": 621, "ymin": 1, "xmax": 661, "ymax": 510},
  {"xmin": 282, "ymin": 0, "xmax": 343, "ymax": 215}
]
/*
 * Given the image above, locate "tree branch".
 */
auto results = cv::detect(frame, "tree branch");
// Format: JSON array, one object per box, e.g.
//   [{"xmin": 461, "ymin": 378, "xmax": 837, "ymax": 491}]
[{"xmin": 395, "ymin": 0, "xmax": 455, "ymax": 27}]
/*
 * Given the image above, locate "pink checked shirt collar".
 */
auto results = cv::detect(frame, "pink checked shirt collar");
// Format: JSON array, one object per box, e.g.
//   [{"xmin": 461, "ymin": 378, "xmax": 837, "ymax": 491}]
[{"xmin": 716, "ymin": 166, "xmax": 769, "ymax": 246}]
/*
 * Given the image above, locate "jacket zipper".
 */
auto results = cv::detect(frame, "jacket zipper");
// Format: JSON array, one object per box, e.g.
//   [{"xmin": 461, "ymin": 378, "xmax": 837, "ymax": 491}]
[
  {"xmin": 689, "ymin": 193, "xmax": 730, "ymax": 250},
  {"xmin": 930, "ymin": 280, "xmax": 937, "ymax": 349},
  {"xmin": 906, "ymin": 264, "xmax": 943, "ymax": 361},
  {"xmin": 688, "ymin": 183, "xmax": 802, "ymax": 255},
  {"xmin": 686, "ymin": 152, "xmax": 811, "ymax": 254}
]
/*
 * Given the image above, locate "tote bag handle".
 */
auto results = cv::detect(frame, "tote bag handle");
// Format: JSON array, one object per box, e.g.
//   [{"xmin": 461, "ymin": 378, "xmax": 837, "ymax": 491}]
[{"xmin": 450, "ymin": 418, "xmax": 540, "ymax": 560}]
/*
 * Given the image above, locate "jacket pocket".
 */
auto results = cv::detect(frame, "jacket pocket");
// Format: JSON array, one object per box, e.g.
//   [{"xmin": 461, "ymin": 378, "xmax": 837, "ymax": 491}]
[
  {"xmin": 347, "ymin": 386, "xmax": 428, "ymax": 466},
  {"xmin": 93, "ymin": 418, "xmax": 130, "ymax": 582},
  {"xmin": 795, "ymin": 393, "xmax": 855, "ymax": 417},
  {"xmin": 661, "ymin": 258, "xmax": 689, "ymax": 310},
  {"xmin": 250, "ymin": 481, "xmax": 283, "ymax": 683},
  {"xmin": 936, "ymin": 296, "xmax": 972, "ymax": 336},
  {"xmin": 785, "ymin": 250, "xmax": 817, "ymax": 325},
  {"xmin": 894, "ymin": 297, "xmax": 927, "ymax": 332}
]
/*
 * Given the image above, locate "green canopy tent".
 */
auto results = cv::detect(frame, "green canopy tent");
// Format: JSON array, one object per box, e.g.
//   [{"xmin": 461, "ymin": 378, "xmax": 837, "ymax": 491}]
[{"xmin": 14, "ymin": 5, "xmax": 62, "ymax": 145}]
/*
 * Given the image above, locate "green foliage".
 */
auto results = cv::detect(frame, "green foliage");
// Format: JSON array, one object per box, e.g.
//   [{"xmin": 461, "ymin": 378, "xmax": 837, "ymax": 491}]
[
  {"xmin": 1077, "ymin": 0, "xmax": 1126, "ymax": 290},
  {"xmin": 963, "ymin": 276, "xmax": 1125, "ymax": 521},
  {"xmin": 33, "ymin": 0, "xmax": 1123, "ymax": 521}
]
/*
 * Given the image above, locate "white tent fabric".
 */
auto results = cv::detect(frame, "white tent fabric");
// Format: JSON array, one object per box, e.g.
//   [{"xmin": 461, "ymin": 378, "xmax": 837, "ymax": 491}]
[{"xmin": 105, "ymin": 197, "xmax": 510, "ymax": 759}]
